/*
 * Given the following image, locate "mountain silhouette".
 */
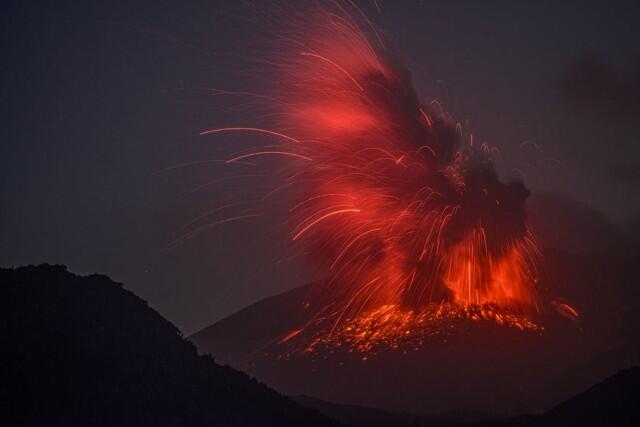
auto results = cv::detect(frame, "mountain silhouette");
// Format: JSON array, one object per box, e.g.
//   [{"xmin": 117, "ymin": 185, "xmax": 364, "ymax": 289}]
[
  {"xmin": 291, "ymin": 367, "xmax": 640, "ymax": 427},
  {"xmin": 1, "ymin": 264, "xmax": 342, "ymax": 427},
  {"xmin": 469, "ymin": 367, "xmax": 640, "ymax": 426},
  {"xmin": 292, "ymin": 395, "xmax": 489, "ymax": 427}
]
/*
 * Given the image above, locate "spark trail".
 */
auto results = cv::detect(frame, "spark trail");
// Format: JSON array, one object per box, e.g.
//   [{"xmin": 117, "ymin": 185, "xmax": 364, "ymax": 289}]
[{"xmin": 201, "ymin": 1, "xmax": 542, "ymax": 355}]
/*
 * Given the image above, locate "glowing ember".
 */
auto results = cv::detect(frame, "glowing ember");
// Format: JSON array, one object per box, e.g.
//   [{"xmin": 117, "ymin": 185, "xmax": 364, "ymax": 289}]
[
  {"xmin": 274, "ymin": 303, "xmax": 542, "ymax": 359},
  {"xmin": 200, "ymin": 2, "xmax": 545, "ymax": 354}
]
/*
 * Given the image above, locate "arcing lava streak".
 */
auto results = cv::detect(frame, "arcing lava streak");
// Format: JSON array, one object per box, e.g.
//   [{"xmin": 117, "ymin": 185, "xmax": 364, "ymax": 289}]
[{"xmin": 202, "ymin": 2, "xmax": 540, "ymax": 344}]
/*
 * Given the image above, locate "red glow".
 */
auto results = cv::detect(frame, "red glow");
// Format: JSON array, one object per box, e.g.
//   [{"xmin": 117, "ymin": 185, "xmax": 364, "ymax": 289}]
[
  {"xmin": 203, "ymin": 2, "xmax": 546, "ymax": 354},
  {"xmin": 442, "ymin": 230, "xmax": 538, "ymax": 310}
]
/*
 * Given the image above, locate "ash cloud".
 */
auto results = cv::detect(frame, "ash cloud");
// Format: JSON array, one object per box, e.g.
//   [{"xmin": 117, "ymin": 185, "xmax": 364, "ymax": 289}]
[
  {"xmin": 609, "ymin": 163, "xmax": 640, "ymax": 187},
  {"xmin": 558, "ymin": 53, "xmax": 640, "ymax": 120}
]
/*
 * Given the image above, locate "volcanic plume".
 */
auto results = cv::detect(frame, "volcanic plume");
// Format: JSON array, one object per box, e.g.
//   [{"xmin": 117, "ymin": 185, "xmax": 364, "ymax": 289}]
[{"xmin": 201, "ymin": 2, "xmax": 542, "ymax": 353}]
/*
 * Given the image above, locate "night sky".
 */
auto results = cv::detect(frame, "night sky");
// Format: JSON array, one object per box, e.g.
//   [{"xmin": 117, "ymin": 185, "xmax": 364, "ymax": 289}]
[{"xmin": 2, "ymin": 0, "xmax": 639, "ymax": 334}]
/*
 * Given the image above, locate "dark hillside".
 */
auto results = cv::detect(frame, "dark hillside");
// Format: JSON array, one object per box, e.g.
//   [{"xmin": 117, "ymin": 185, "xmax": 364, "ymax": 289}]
[
  {"xmin": 1, "ymin": 264, "xmax": 341, "ymax": 427},
  {"xmin": 469, "ymin": 367, "xmax": 640, "ymax": 426}
]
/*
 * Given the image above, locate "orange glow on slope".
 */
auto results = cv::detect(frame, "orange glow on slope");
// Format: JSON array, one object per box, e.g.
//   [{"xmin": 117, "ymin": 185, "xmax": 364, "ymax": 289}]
[{"xmin": 276, "ymin": 303, "xmax": 542, "ymax": 358}]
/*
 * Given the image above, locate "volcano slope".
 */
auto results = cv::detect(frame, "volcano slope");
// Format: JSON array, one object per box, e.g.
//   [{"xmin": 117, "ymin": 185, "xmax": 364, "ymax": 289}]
[{"xmin": 190, "ymin": 249, "xmax": 640, "ymax": 417}]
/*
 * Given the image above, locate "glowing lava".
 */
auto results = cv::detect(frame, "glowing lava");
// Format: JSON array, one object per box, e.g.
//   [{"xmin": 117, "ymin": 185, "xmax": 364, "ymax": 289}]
[
  {"xmin": 200, "ymin": 1, "xmax": 544, "ymax": 354},
  {"xmin": 276, "ymin": 303, "xmax": 542, "ymax": 359}
]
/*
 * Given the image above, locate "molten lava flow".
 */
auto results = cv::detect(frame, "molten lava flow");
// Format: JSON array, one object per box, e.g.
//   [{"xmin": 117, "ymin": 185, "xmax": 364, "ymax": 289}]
[
  {"xmin": 316, "ymin": 304, "xmax": 541, "ymax": 356},
  {"xmin": 201, "ymin": 1, "xmax": 543, "ymax": 354},
  {"xmin": 442, "ymin": 230, "xmax": 539, "ymax": 310}
]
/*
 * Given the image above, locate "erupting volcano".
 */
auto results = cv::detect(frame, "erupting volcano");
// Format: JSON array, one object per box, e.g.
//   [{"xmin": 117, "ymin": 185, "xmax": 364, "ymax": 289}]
[{"xmin": 200, "ymin": 2, "xmax": 544, "ymax": 355}]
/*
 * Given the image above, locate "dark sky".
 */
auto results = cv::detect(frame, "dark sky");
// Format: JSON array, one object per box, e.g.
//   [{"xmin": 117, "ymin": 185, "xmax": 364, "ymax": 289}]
[{"xmin": 2, "ymin": 0, "xmax": 639, "ymax": 334}]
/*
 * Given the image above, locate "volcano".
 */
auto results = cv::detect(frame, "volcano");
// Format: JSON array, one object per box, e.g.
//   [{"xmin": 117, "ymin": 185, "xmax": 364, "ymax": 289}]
[
  {"xmin": 188, "ymin": 1, "xmax": 640, "ymax": 419},
  {"xmin": 191, "ymin": 248, "xmax": 640, "ymax": 417},
  {"xmin": 195, "ymin": 0, "xmax": 544, "ymax": 336}
]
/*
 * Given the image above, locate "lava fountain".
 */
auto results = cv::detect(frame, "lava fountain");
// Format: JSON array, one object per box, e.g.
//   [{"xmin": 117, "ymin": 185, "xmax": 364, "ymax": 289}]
[{"xmin": 200, "ymin": 2, "xmax": 542, "ymax": 354}]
